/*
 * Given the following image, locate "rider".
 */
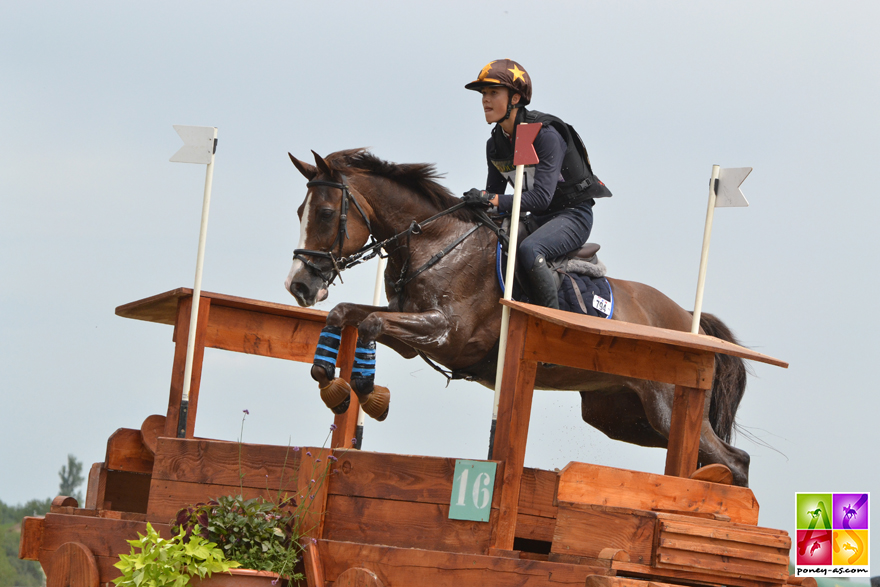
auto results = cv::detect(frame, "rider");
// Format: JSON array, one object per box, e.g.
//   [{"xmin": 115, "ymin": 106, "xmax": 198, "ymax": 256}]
[{"xmin": 462, "ymin": 59, "xmax": 611, "ymax": 309}]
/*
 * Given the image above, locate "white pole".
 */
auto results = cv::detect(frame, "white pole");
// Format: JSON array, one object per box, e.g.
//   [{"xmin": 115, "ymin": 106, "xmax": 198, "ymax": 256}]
[
  {"xmin": 691, "ymin": 164, "xmax": 720, "ymax": 334},
  {"xmin": 178, "ymin": 127, "xmax": 218, "ymax": 437},
  {"xmin": 488, "ymin": 164, "xmax": 525, "ymax": 456}
]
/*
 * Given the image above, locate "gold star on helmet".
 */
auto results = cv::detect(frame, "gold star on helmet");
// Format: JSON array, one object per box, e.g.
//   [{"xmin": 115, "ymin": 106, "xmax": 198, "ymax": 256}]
[
  {"xmin": 508, "ymin": 64, "xmax": 526, "ymax": 82},
  {"xmin": 478, "ymin": 61, "xmax": 497, "ymax": 80}
]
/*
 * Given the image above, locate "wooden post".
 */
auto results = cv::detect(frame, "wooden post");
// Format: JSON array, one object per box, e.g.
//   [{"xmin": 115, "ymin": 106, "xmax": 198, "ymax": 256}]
[
  {"xmin": 164, "ymin": 295, "xmax": 211, "ymax": 438},
  {"xmin": 490, "ymin": 310, "xmax": 537, "ymax": 551},
  {"xmin": 664, "ymin": 385, "xmax": 708, "ymax": 478},
  {"xmin": 331, "ymin": 325, "xmax": 360, "ymax": 449}
]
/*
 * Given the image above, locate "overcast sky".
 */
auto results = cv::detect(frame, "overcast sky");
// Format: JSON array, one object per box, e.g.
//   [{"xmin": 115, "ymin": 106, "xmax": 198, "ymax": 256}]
[{"xmin": 2, "ymin": 0, "xmax": 877, "ymax": 571}]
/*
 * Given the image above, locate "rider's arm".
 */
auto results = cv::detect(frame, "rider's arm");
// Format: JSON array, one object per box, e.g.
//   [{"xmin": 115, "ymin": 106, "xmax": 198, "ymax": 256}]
[
  {"xmin": 496, "ymin": 125, "xmax": 566, "ymax": 214},
  {"xmin": 485, "ymin": 147, "xmax": 507, "ymax": 194}
]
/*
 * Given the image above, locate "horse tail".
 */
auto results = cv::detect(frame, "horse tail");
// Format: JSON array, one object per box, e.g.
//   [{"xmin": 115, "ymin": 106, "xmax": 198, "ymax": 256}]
[{"xmin": 699, "ymin": 313, "xmax": 748, "ymax": 444}]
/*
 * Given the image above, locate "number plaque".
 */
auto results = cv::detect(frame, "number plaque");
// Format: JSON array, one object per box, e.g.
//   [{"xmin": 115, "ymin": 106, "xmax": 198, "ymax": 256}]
[{"xmin": 448, "ymin": 460, "xmax": 497, "ymax": 522}]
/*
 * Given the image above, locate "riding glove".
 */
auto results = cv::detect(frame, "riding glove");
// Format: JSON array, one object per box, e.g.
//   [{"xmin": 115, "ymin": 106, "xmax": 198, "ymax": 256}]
[{"xmin": 462, "ymin": 188, "xmax": 496, "ymax": 207}]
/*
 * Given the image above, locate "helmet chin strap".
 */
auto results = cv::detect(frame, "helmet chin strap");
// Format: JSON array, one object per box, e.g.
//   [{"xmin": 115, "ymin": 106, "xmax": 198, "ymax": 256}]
[{"xmin": 491, "ymin": 93, "xmax": 519, "ymax": 125}]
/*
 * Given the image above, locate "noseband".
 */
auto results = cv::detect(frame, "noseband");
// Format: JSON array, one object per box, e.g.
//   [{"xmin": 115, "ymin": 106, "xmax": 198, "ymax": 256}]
[{"xmin": 292, "ymin": 178, "xmax": 378, "ymax": 286}]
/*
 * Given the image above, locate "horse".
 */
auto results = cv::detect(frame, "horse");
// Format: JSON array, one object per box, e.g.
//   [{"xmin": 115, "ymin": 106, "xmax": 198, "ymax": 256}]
[{"xmin": 284, "ymin": 148, "xmax": 752, "ymax": 486}]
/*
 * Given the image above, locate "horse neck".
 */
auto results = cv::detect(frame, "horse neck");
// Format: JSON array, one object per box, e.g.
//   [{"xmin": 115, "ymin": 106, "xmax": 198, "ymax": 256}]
[{"xmin": 352, "ymin": 174, "xmax": 461, "ymax": 241}]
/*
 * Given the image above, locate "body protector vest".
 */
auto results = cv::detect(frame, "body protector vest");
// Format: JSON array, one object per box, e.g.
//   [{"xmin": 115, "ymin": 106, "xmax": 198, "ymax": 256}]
[{"xmin": 488, "ymin": 108, "xmax": 612, "ymax": 211}]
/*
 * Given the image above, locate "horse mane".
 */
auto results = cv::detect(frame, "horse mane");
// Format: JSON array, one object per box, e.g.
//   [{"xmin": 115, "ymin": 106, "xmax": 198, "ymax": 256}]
[{"xmin": 325, "ymin": 149, "xmax": 473, "ymax": 218}]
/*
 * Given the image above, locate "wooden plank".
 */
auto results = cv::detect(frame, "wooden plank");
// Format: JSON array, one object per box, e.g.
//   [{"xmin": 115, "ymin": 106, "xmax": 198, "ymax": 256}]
[
  {"xmin": 146, "ymin": 479, "xmax": 282, "ymax": 523},
  {"xmin": 103, "ymin": 470, "xmax": 151, "ymax": 514},
  {"xmin": 491, "ymin": 310, "xmax": 537, "ymax": 551},
  {"xmin": 84, "ymin": 463, "xmax": 105, "ymax": 510},
  {"xmin": 557, "ymin": 462, "xmax": 759, "ymax": 525},
  {"xmin": 105, "ymin": 429, "xmax": 153, "ymax": 474},
  {"xmin": 522, "ymin": 317, "xmax": 716, "ymax": 390},
  {"xmin": 514, "ymin": 512, "xmax": 556, "ymax": 543},
  {"xmin": 297, "ymin": 447, "xmax": 333, "ymax": 540},
  {"xmin": 501, "ymin": 300, "xmax": 788, "ymax": 368},
  {"xmin": 664, "ymin": 386, "xmax": 706, "ymax": 478},
  {"xmin": 303, "ymin": 542, "xmax": 326, "ymax": 587},
  {"xmin": 611, "ymin": 560, "xmax": 777, "ymax": 587},
  {"xmin": 318, "ymin": 539, "xmax": 611, "ymax": 587},
  {"xmin": 658, "ymin": 537, "xmax": 789, "ymax": 565},
  {"xmin": 322, "ymin": 494, "xmax": 494, "ymax": 554},
  {"xmin": 327, "ymin": 450, "xmax": 501, "ymax": 507},
  {"xmin": 656, "ymin": 550, "xmax": 786, "ymax": 581},
  {"xmin": 203, "ymin": 304, "xmax": 324, "ymax": 363},
  {"xmin": 39, "ymin": 513, "xmax": 172, "ymax": 558},
  {"xmin": 517, "ymin": 467, "xmax": 558, "ymax": 518},
  {"xmin": 331, "ymin": 325, "xmax": 359, "ymax": 449},
  {"xmin": 586, "ymin": 576, "xmax": 687, "ymax": 587},
  {"xmin": 46, "ymin": 542, "xmax": 99, "ymax": 587},
  {"xmin": 659, "ymin": 520, "xmax": 791, "ymax": 549},
  {"xmin": 116, "ymin": 288, "xmax": 329, "ymax": 327},
  {"xmin": 151, "ymin": 437, "xmax": 308, "ymax": 487},
  {"xmin": 19, "ymin": 516, "xmax": 44, "ymax": 560},
  {"xmin": 164, "ymin": 296, "xmax": 211, "ymax": 438},
  {"xmin": 551, "ymin": 503, "xmax": 655, "ymax": 565}
]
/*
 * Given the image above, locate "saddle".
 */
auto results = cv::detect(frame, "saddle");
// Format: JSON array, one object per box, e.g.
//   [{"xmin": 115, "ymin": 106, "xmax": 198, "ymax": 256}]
[{"xmin": 498, "ymin": 217, "xmax": 612, "ymax": 318}]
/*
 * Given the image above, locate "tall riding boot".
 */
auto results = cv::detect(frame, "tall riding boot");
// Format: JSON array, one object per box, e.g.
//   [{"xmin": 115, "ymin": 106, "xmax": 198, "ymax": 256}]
[{"xmin": 527, "ymin": 255, "xmax": 560, "ymax": 310}]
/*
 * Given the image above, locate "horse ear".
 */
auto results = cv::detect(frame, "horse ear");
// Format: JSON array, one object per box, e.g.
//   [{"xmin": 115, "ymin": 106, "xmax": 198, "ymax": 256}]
[
  {"xmin": 288, "ymin": 153, "xmax": 317, "ymax": 180},
  {"xmin": 311, "ymin": 150, "xmax": 334, "ymax": 177}
]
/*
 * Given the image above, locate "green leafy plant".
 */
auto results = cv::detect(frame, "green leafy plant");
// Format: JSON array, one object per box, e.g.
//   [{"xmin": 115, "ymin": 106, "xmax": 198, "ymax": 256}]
[
  {"xmin": 169, "ymin": 415, "xmax": 338, "ymax": 582},
  {"xmin": 172, "ymin": 495, "xmax": 302, "ymax": 579},
  {"xmin": 113, "ymin": 522, "xmax": 239, "ymax": 587}
]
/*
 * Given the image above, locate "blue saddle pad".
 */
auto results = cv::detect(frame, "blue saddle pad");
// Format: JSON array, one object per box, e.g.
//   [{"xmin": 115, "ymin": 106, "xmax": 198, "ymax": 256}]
[{"xmin": 496, "ymin": 243, "xmax": 613, "ymax": 319}]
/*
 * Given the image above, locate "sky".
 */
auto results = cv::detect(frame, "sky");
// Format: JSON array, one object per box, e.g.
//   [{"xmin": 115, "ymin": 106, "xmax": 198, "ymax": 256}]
[{"xmin": 2, "ymin": 0, "xmax": 878, "ymax": 572}]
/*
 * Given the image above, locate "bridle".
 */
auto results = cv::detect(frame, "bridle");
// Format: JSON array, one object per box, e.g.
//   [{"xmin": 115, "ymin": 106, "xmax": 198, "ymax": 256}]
[
  {"xmin": 292, "ymin": 178, "xmax": 379, "ymax": 287},
  {"xmin": 292, "ymin": 176, "xmax": 506, "ymax": 294}
]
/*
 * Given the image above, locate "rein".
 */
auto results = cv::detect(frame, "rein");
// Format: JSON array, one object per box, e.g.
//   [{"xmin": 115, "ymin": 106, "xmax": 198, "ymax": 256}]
[{"xmin": 293, "ymin": 178, "xmax": 499, "ymax": 294}]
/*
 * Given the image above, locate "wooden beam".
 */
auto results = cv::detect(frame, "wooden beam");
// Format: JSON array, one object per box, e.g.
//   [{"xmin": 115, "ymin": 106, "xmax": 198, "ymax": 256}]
[
  {"xmin": 557, "ymin": 462, "xmax": 759, "ymax": 525},
  {"xmin": 491, "ymin": 310, "xmax": 537, "ymax": 551},
  {"xmin": 522, "ymin": 318, "xmax": 715, "ymax": 390},
  {"xmin": 164, "ymin": 295, "xmax": 211, "ymax": 438},
  {"xmin": 331, "ymin": 325, "xmax": 360, "ymax": 449},
  {"xmin": 664, "ymin": 385, "xmax": 707, "ymax": 478},
  {"xmin": 18, "ymin": 516, "xmax": 44, "ymax": 561},
  {"xmin": 303, "ymin": 541, "xmax": 326, "ymax": 587}
]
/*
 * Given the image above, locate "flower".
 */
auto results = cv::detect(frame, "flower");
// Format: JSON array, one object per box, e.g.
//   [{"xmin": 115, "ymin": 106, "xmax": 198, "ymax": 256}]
[
  {"xmin": 328, "ymin": 455, "xmax": 338, "ymax": 462},
  {"xmin": 306, "ymin": 451, "xmax": 312, "ymax": 457},
  {"xmin": 293, "ymin": 446, "xmax": 300, "ymax": 452},
  {"xmin": 351, "ymin": 438, "xmax": 357, "ymax": 445},
  {"xmin": 315, "ymin": 458, "xmax": 321, "ymax": 463},
  {"xmin": 329, "ymin": 423, "xmax": 337, "ymax": 431},
  {"xmin": 243, "ymin": 409, "xmax": 250, "ymax": 415}
]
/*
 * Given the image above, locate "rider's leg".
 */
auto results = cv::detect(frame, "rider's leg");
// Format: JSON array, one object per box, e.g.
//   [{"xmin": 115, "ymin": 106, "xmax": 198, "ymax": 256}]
[{"xmin": 517, "ymin": 204, "xmax": 594, "ymax": 310}]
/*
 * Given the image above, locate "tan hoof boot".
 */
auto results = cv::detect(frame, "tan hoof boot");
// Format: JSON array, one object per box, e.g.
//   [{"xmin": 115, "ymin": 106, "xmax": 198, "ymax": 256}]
[
  {"xmin": 358, "ymin": 385, "xmax": 390, "ymax": 422},
  {"xmin": 320, "ymin": 378, "xmax": 352, "ymax": 414}
]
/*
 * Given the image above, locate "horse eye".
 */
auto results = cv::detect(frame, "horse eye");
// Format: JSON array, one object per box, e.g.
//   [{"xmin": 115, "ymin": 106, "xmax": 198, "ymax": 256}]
[{"xmin": 318, "ymin": 208, "xmax": 335, "ymax": 221}]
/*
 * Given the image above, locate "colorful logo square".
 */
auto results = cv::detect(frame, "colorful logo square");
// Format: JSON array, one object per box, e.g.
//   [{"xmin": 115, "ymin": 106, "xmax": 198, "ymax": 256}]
[{"xmin": 795, "ymin": 492, "xmax": 869, "ymax": 577}]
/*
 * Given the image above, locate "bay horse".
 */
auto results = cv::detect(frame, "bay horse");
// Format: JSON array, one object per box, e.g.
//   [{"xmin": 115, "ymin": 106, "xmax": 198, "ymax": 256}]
[{"xmin": 284, "ymin": 149, "xmax": 752, "ymax": 486}]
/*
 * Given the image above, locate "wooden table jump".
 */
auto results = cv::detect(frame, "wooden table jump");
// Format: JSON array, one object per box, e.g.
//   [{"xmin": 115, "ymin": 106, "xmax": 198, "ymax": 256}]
[
  {"xmin": 116, "ymin": 288, "xmax": 362, "ymax": 448},
  {"xmin": 490, "ymin": 300, "xmax": 787, "ymax": 551}
]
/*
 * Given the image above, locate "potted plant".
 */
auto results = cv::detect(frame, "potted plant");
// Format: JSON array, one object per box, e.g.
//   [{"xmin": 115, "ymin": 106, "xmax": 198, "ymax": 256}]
[{"xmin": 114, "ymin": 418, "xmax": 337, "ymax": 587}]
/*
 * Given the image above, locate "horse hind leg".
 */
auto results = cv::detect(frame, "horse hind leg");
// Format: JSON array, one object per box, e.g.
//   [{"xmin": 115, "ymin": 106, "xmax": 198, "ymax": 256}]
[{"xmin": 633, "ymin": 381, "xmax": 751, "ymax": 487}]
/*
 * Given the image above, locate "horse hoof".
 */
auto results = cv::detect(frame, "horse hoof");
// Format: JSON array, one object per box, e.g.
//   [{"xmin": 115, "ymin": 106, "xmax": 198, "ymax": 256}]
[
  {"xmin": 360, "ymin": 385, "xmax": 390, "ymax": 422},
  {"xmin": 320, "ymin": 378, "xmax": 352, "ymax": 414}
]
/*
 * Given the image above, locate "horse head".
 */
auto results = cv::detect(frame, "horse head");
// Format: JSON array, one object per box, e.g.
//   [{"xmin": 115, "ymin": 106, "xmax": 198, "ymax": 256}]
[{"xmin": 284, "ymin": 151, "xmax": 373, "ymax": 307}]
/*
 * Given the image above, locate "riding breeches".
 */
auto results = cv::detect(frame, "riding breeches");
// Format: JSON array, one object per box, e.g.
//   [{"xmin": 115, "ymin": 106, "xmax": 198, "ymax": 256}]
[{"xmin": 517, "ymin": 202, "xmax": 594, "ymax": 270}]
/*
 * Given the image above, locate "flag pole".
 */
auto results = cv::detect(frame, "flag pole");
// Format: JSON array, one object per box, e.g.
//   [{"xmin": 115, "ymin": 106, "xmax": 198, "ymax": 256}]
[
  {"xmin": 173, "ymin": 126, "xmax": 218, "ymax": 438},
  {"xmin": 488, "ymin": 122, "xmax": 541, "ymax": 459},
  {"xmin": 691, "ymin": 165, "xmax": 720, "ymax": 333}
]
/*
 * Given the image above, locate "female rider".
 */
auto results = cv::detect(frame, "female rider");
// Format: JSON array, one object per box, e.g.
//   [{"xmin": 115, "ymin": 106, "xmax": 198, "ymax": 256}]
[{"xmin": 462, "ymin": 59, "xmax": 611, "ymax": 309}]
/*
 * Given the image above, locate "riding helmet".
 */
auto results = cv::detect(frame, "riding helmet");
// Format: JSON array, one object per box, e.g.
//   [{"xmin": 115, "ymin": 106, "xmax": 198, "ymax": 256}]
[{"xmin": 464, "ymin": 59, "xmax": 532, "ymax": 105}]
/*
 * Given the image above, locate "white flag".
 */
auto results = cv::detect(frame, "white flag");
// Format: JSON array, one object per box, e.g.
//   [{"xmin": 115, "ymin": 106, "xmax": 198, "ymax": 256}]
[
  {"xmin": 715, "ymin": 167, "xmax": 752, "ymax": 208},
  {"xmin": 170, "ymin": 125, "xmax": 216, "ymax": 164}
]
